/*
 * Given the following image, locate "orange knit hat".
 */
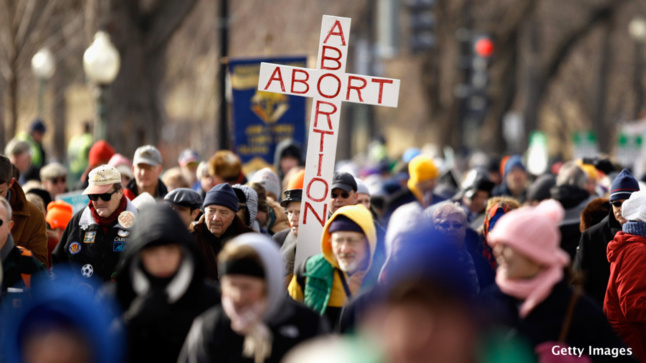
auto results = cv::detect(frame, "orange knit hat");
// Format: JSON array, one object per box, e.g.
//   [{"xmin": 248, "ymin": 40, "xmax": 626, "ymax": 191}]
[{"xmin": 46, "ymin": 200, "xmax": 73, "ymax": 230}]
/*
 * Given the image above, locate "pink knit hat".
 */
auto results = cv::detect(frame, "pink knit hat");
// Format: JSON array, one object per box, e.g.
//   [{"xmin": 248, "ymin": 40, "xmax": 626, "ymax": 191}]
[{"xmin": 487, "ymin": 199, "xmax": 569, "ymax": 266}]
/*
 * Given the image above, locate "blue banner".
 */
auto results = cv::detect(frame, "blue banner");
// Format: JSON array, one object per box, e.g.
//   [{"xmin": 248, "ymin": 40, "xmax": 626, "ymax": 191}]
[{"xmin": 229, "ymin": 56, "xmax": 307, "ymax": 167}]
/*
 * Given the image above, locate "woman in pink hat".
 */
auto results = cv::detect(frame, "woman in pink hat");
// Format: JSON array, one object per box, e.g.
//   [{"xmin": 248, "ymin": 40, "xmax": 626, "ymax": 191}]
[{"xmin": 486, "ymin": 200, "xmax": 630, "ymax": 362}]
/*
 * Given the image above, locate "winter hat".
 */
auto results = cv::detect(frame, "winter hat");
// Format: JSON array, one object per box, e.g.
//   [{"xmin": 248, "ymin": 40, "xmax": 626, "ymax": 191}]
[
  {"xmin": 164, "ymin": 188, "xmax": 203, "ymax": 209},
  {"xmin": 287, "ymin": 169, "xmax": 306, "ymax": 190},
  {"xmin": 488, "ymin": 200, "xmax": 570, "ymax": 318},
  {"xmin": 108, "ymin": 153, "xmax": 132, "ymax": 168},
  {"xmin": 621, "ymin": 190, "xmax": 646, "ymax": 222},
  {"xmin": 233, "ymin": 184, "xmax": 259, "ymax": 230},
  {"xmin": 609, "ymin": 169, "xmax": 639, "ymax": 202},
  {"xmin": 250, "ymin": 167, "xmax": 281, "ymax": 200},
  {"xmin": 203, "ymin": 183, "xmax": 239, "ymax": 212},
  {"xmin": 88, "ymin": 140, "xmax": 116, "ymax": 168},
  {"xmin": 328, "ymin": 215, "xmax": 364, "ymax": 234},
  {"xmin": 526, "ymin": 174, "xmax": 556, "ymax": 203},
  {"xmin": 46, "ymin": 200, "xmax": 73, "ymax": 230},
  {"xmin": 355, "ymin": 178, "xmax": 370, "ymax": 195},
  {"xmin": 29, "ymin": 118, "xmax": 46, "ymax": 133},
  {"xmin": 407, "ymin": 155, "xmax": 438, "ymax": 185},
  {"xmin": 208, "ymin": 150, "xmax": 242, "ymax": 182},
  {"xmin": 503, "ymin": 155, "xmax": 526, "ymax": 177}
]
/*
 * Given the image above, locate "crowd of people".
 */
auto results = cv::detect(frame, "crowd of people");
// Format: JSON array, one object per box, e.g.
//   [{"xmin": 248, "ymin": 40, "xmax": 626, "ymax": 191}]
[{"xmin": 1, "ymin": 119, "xmax": 645, "ymax": 362}]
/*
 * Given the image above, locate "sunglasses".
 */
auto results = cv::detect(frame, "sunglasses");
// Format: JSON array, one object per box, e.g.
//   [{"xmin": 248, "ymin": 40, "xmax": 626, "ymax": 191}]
[
  {"xmin": 610, "ymin": 200, "xmax": 624, "ymax": 208},
  {"xmin": 88, "ymin": 190, "xmax": 118, "ymax": 202},
  {"xmin": 331, "ymin": 191, "xmax": 350, "ymax": 199},
  {"xmin": 436, "ymin": 221, "xmax": 465, "ymax": 230}
]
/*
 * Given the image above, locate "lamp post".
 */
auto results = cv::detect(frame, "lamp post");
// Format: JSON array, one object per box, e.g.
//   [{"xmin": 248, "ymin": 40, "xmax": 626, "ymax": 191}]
[
  {"xmin": 31, "ymin": 47, "xmax": 55, "ymax": 117},
  {"xmin": 629, "ymin": 17, "xmax": 646, "ymax": 118},
  {"xmin": 83, "ymin": 31, "xmax": 120, "ymax": 141}
]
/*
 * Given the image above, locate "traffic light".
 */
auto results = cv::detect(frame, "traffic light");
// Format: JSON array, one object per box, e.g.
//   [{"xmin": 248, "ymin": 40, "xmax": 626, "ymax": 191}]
[{"xmin": 407, "ymin": 0, "xmax": 436, "ymax": 54}]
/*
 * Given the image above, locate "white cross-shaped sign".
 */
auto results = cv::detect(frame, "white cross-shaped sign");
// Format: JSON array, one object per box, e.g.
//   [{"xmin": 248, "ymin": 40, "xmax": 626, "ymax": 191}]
[{"xmin": 258, "ymin": 15, "xmax": 400, "ymax": 268}]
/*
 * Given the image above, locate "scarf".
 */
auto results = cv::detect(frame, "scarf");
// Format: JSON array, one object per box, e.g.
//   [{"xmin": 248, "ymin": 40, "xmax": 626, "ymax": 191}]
[
  {"xmin": 89, "ymin": 195, "xmax": 128, "ymax": 233},
  {"xmin": 222, "ymin": 296, "xmax": 272, "ymax": 363},
  {"xmin": 622, "ymin": 220, "xmax": 646, "ymax": 239},
  {"xmin": 496, "ymin": 264, "xmax": 563, "ymax": 318}
]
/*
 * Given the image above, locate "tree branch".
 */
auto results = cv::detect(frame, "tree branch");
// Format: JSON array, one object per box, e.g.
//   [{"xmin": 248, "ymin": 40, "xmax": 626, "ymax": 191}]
[{"xmin": 145, "ymin": 0, "xmax": 198, "ymax": 53}]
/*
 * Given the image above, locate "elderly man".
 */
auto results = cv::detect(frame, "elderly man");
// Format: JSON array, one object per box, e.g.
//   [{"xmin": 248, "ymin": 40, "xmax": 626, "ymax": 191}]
[
  {"xmin": 52, "ymin": 165, "xmax": 138, "ymax": 281},
  {"xmin": 575, "ymin": 169, "xmax": 640, "ymax": 306},
  {"xmin": 273, "ymin": 171, "xmax": 304, "ymax": 283},
  {"xmin": 289, "ymin": 204, "xmax": 377, "ymax": 330},
  {"xmin": 0, "ymin": 155, "xmax": 48, "ymax": 266},
  {"xmin": 40, "ymin": 162, "xmax": 68, "ymax": 201},
  {"xmin": 190, "ymin": 183, "xmax": 253, "ymax": 281},
  {"xmin": 164, "ymin": 188, "xmax": 203, "ymax": 228},
  {"xmin": 0, "ymin": 196, "xmax": 45, "ymax": 294},
  {"xmin": 125, "ymin": 145, "xmax": 168, "ymax": 200}
]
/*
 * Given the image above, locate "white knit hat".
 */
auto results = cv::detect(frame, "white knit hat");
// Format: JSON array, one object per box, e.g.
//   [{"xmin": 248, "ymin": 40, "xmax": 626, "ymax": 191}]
[{"xmin": 622, "ymin": 190, "xmax": 646, "ymax": 222}]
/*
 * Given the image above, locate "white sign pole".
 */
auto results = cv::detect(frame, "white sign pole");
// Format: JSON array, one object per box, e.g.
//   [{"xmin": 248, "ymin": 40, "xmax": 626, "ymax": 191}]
[{"xmin": 258, "ymin": 15, "xmax": 400, "ymax": 268}]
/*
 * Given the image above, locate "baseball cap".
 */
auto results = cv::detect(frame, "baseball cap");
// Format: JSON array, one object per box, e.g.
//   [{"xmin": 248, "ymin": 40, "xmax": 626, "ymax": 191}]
[
  {"xmin": 331, "ymin": 172, "xmax": 357, "ymax": 192},
  {"xmin": 133, "ymin": 145, "xmax": 162, "ymax": 166},
  {"xmin": 83, "ymin": 165, "xmax": 121, "ymax": 195},
  {"xmin": 178, "ymin": 149, "xmax": 200, "ymax": 167}
]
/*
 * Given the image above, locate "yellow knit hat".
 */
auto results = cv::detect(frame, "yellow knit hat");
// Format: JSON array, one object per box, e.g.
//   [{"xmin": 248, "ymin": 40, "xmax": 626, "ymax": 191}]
[{"xmin": 408, "ymin": 155, "xmax": 439, "ymax": 184}]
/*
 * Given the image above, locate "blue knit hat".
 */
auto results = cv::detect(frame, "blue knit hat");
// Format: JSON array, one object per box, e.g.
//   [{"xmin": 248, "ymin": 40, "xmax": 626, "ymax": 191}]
[
  {"xmin": 203, "ymin": 183, "xmax": 239, "ymax": 212},
  {"xmin": 610, "ymin": 169, "xmax": 639, "ymax": 202},
  {"xmin": 504, "ymin": 155, "xmax": 526, "ymax": 177}
]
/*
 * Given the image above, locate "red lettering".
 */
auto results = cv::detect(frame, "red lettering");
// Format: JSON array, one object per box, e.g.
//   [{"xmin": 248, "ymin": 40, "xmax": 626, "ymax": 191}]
[
  {"xmin": 264, "ymin": 67, "xmax": 285, "ymax": 92},
  {"xmin": 346, "ymin": 76, "xmax": 367, "ymax": 102},
  {"xmin": 290, "ymin": 69, "xmax": 310, "ymax": 94},
  {"xmin": 317, "ymin": 153, "xmax": 324, "ymax": 176},
  {"xmin": 317, "ymin": 73, "xmax": 341, "ymax": 99},
  {"xmin": 371, "ymin": 78, "xmax": 394, "ymax": 104},
  {"xmin": 314, "ymin": 100, "xmax": 337, "ymax": 129},
  {"xmin": 303, "ymin": 201, "xmax": 328, "ymax": 227},
  {"xmin": 313, "ymin": 129, "xmax": 334, "ymax": 152},
  {"xmin": 324, "ymin": 20, "xmax": 347, "ymax": 46},
  {"xmin": 306, "ymin": 177, "xmax": 329, "ymax": 202},
  {"xmin": 320, "ymin": 46, "xmax": 343, "ymax": 70}
]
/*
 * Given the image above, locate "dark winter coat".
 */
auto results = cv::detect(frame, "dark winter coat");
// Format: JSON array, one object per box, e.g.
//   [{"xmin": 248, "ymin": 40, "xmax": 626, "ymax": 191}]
[
  {"xmin": 190, "ymin": 214, "xmax": 254, "ymax": 281},
  {"xmin": 573, "ymin": 210, "xmax": 621, "ymax": 307},
  {"xmin": 551, "ymin": 184, "xmax": 595, "ymax": 261},
  {"xmin": 51, "ymin": 199, "xmax": 138, "ymax": 281},
  {"xmin": 125, "ymin": 178, "xmax": 169, "ymax": 200},
  {"xmin": 7, "ymin": 182, "xmax": 48, "ymax": 266},
  {"xmin": 483, "ymin": 281, "xmax": 631, "ymax": 362},
  {"xmin": 112, "ymin": 205, "xmax": 220, "ymax": 363},
  {"xmin": 178, "ymin": 298, "xmax": 326, "ymax": 363}
]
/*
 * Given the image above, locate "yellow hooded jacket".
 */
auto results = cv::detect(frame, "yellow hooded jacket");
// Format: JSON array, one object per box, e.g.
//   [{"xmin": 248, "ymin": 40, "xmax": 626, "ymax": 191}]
[{"xmin": 288, "ymin": 204, "xmax": 376, "ymax": 311}]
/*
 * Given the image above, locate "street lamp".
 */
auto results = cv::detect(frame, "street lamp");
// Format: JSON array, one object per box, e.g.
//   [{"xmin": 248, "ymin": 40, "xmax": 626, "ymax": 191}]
[
  {"xmin": 31, "ymin": 47, "xmax": 55, "ymax": 117},
  {"xmin": 83, "ymin": 31, "xmax": 120, "ymax": 141},
  {"xmin": 629, "ymin": 17, "xmax": 646, "ymax": 118}
]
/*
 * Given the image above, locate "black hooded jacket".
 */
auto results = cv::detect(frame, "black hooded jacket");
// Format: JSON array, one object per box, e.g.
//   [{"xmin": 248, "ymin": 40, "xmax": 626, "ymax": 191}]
[
  {"xmin": 112, "ymin": 205, "xmax": 220, "ymax": 363},
  {"xmin": 573, "ymin": 209, "xmax": 622, "ymax": 307}
]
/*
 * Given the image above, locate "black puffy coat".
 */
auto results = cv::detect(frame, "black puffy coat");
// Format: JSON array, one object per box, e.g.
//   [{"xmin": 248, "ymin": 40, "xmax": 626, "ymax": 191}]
[{"xmin": 112, "ymin": 204, "xmax": 220, "ymax": 363}]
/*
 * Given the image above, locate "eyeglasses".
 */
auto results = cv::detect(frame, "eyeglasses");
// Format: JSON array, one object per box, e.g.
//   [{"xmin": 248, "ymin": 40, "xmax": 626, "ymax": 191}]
[
  {"xmin": 610, "ymin": 200, "xmax": 624, "ymax": 208},
  {"xmin": 88, "ymin": 190, "xmax": 118, "ymax": 202},
  {"xmin": 436, "ymin": 221, "xmax": 465, "ymax": 230},
  {"xmin": 331, "ymin": 191, "xmax": 350, "ymax": 199}
]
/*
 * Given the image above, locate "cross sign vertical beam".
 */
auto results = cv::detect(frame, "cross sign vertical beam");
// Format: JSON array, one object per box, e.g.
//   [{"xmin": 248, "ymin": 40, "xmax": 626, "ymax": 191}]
[{"xmin": 258, "ymin": 15, "xmax": 400, "ymax": 268}]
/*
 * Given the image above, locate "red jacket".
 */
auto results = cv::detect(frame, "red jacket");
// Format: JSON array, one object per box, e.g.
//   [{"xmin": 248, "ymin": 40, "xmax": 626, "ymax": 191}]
[{"xmin": 604, "ymin": 231, "xmax": 646, "ymax": 361}]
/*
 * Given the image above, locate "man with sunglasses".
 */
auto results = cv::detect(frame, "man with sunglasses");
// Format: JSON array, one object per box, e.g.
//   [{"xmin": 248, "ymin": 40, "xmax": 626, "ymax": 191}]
[
  {"xmin": 329, "ymin": 172, "xmax": 359, "ymax": 215},
  {"xmin": 575, "ymin": 168, "xmax": 640, "ymax": 306},
  {"xmin": 52, "ymin": 165, "xmax": 138, "ymax": 281},
  {"xmin": 40, "ymin": 162, "xmax": 68, "ymax": 202}
]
